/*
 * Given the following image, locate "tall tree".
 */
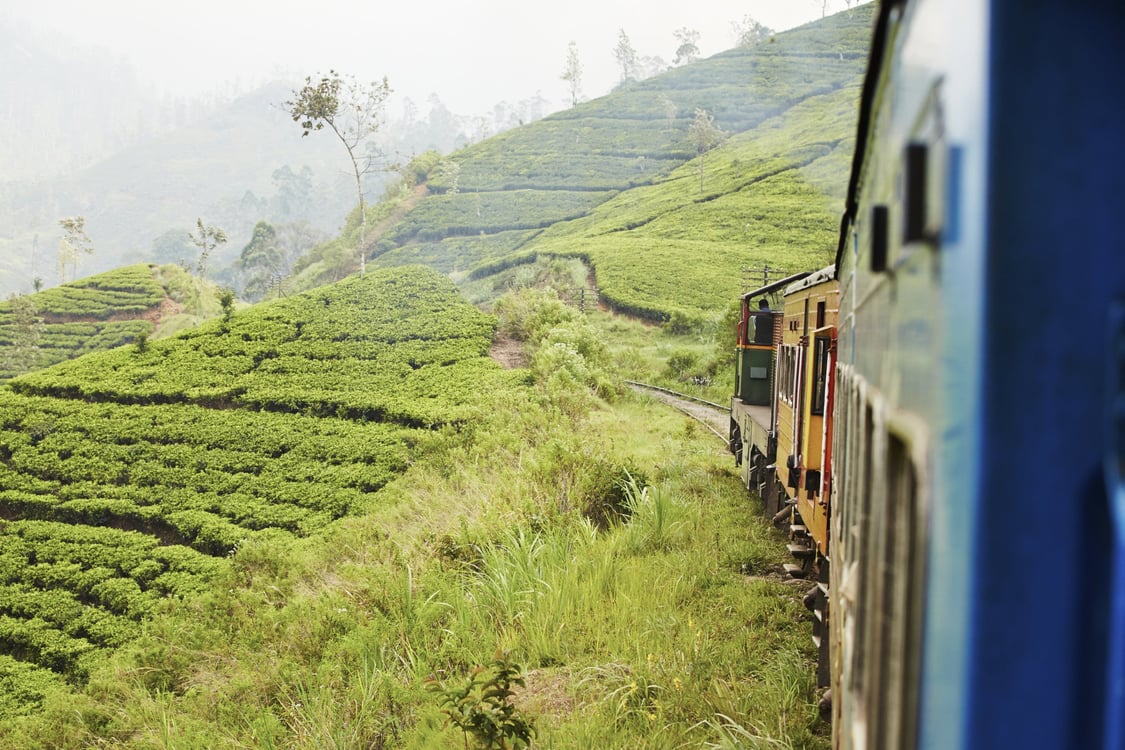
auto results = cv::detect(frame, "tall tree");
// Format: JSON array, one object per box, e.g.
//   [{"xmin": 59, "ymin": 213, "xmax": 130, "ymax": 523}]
[
  {"xmin": 688, "ymin": 107, "xmax": 726, "ymax": 192},
  {"xmin": 560, "ymin": 41, "xmax": 583, "ymax": 108},
  {"xmin": 673, "ymin": 27, "xmax": 701, "ymax": 65},
  {"xmin": 271, "ymin": 164, "xmax": 317, "ymax": 221},
  {"xmin": 239, "ymin": 220, "xmax": 324, "ymax": 301},
  {"xmin": 286, "ymin": 70, "xmax": 392, "ymax": 277},
  {"xmin": 614, "ymin": 29, "xmax": 639, "ymax": 84},
  {"xmin": 151, "ymin": 228, "xmax": 196, "ymax": 266},
  {"xmin": 731, "ymin": 15, "xmax": 773, "ymax": 47},
  {"xmin": 189, "ymin": 218, "xmax": 227, "ymax": 278},
  {"xmin": 239, "ymin": 220, "xmax": 282, "ymax": 301},
  {"xmin": 2, "ymin": 294, "xmax": 42, "ymax": 375},
  {"xmin": 638, "ymin": 55, "xmax": 669, "ymax": 80},
  {"xmin": 57, "ymin": 216, "xmax": 94, "ymax": 283},
  {"xmin": 437, "ymin": 159, "xmax": 462, "ymax": 195}
]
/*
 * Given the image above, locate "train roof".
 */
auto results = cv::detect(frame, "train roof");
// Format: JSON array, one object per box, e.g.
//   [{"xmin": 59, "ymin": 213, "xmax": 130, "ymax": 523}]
[
  {"xmin": 834, "ymin": 0, "xmax": 896, "ymax": 269},
  {"xmin": 784, "ymin": 264, "xmax": 836, "ymax": 296},
  {"xmin": 740, "ymin": 270, "xmax": 814, "ymax": 302}
]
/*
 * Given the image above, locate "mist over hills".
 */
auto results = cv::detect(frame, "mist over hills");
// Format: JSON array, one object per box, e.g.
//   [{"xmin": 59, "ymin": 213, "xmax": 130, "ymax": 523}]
[
  {"xmin": 0, "ymin": 31, "xmax": 509, "ymax": 301},
  {"xmin": 0, "ymin": 79, "xmax": 364, "ymax": 299},
  {"xmin": 358, "ymin": 5, "xmax": 874, "ymax": 322},
  {"xmin": 1, "ymin": 3, "xmax": 873, "ymax": 320}
]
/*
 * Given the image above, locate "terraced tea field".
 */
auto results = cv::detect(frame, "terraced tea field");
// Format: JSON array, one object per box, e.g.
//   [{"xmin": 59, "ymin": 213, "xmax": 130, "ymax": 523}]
[{"xmin": 0, "ymin": 266, "xmax": 514, "ymax": 715}]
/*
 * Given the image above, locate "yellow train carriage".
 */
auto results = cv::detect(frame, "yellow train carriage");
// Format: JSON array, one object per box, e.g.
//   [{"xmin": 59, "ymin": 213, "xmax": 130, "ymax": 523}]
[{"xmin": 773, "ymin": 266, "xmax": 838, "ymax": 558}]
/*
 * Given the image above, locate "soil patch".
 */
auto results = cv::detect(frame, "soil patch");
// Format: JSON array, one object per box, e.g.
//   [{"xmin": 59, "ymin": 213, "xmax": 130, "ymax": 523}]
[{"xmin": 489, "ymin": 333, "xmax": 528, "ymax": 369}]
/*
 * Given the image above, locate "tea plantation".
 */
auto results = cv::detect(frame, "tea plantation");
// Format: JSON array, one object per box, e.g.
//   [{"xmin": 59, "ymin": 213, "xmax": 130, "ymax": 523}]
[
  {"xmin": 0, "ymin": 265, "xmax": 168, "ymax": 382},
  {"xmin": 365, "ymin": 4, "xmax": 874, "ymax": 324},
  {"xmin": 0, "ymin": 266, "xmax": 513, "ymax": 715}
]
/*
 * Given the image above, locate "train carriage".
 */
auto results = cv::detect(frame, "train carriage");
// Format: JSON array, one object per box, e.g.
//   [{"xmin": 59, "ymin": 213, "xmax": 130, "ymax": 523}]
[
  {"xmin": 731, "ymin": 0, "xmax": 1125, "ymax": 747},
  {"xmin": 730, "ymin": 271, "xmax": 812, "ymax": 515},
  {"xmin": 774, "ymin": 267, "xmax": 838, "ymax": 564}
]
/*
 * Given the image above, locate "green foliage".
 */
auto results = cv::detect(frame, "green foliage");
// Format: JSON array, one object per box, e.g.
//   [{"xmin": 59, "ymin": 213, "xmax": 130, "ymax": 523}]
[
  {"xmin": 664, "ymin": 349, "xmax": 701, "ymax": 380},
  {"xmin": 56, "ymin": 216, "xmax": 95, "ymax": 283},
  {"xmin": 385, "ymin": 190, "xmax": 612, "ymax": 245},
  {"xmin": 286, "ymin": 70, "xmax": 393, "ymax": 275},
  {"xmin": 0, "ymin": 266, "xmax": 514, "ymax": 712},
  {"xmin": 523, "ymin": 81, "xmax": 861, "ymax": 321},
  {"xmin": 403, "ymin": 150, "xmax": 443, "ymax": 186},
  {"xmin": 577, "ymin": 462, "xmax": 648, "ymax": 529},
  {"xmin": 427, "ymin": 650, "xmax": 536, "ymax": 749},
  {"xmin": 0, "ymin": 8, "xmax": 868, "ymax": 741},
  {"xmin": 493, "ymin": 288, "xmax": 579, "ymax": 342},
  {"xmin": 314, "ymin": 4, "xmax": 876, "ymax": 329},
  {"xmin": 188, "ymin": 219, "xmax": 227, "ymax": 277},
  {"xmin": 11, "ymin": 267, "xmax": 506, "ymax": 428},
  {"xmin": 216, "ymin": 287, "xmax": 236, "ymax": 321},
  {"xmin": 532, "ymin": 321, "xmax": 619, "ymax": 414},
  {"xmin": 492, "ymin": 287, "xmax": 620, "ymax": 417},
  {"xmin": 0, "ymin": 265, "xmax": 169, "ymax": 382}
]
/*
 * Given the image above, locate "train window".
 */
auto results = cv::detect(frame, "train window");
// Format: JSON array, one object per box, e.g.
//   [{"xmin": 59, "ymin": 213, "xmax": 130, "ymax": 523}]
[
  {"xmin": 904, "ymin": 143, "xmax": 929, "ymax": 244},
  {"xmin": 816, "ymin": 300, "xmax": 826, "ymax": 329},
  {"xmin": 871, "ymin": 205, "xmax": 889, "ymax": 272},
  {"xmin": 750, "ymin": 311, "xmax": 774, "ymax": 345},
  {"xmin": 778, "ymin": 345, "xmax": 798, "ymax": 405},
  {"xmin": 884, "ymin": 429, "xmax": 924, "ymax": 750},
  {"xmin": 848, "ymin": 400, "xmax": 876, "ymax": 716},
  {"xmin": 811, "ymin": 337, "xmax": 830, "ymax": 416}
]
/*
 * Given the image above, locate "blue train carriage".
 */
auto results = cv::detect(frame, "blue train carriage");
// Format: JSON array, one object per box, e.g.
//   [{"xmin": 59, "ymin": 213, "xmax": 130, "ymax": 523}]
[
  {"xmin": 729, "ymin": 271, "xmax": 811, "ymax": 515},
  {"xmin": 830, "ymin": 1, "xmax": 1125, "ymax": 749}
]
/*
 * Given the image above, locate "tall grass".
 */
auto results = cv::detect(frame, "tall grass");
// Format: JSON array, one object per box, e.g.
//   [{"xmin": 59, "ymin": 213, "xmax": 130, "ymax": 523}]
[{"xmin": 0, "ymin": 314, "xmax": 825, "ymax": 750}]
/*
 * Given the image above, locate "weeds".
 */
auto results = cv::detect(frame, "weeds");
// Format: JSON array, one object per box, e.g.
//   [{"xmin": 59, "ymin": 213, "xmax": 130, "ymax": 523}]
[{"xmin": 427, "ymin": 650, "xmax": 536, "ymax": 749}]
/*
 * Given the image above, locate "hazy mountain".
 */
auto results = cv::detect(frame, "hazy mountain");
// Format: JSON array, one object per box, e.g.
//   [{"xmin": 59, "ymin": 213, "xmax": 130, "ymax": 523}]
[{"xmin": 0, "ymin": 81, "xmax": 375, "ymax": 298}]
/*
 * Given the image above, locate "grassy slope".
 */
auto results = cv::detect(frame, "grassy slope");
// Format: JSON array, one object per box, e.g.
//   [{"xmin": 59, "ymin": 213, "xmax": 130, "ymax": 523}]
[
  {"xmin": 0, "ymin": 272, "xmax": 829, "ymax": 748},
  {"xmin": 0, "ymin": 267, "xmax": 508, "ymax": 722},
  {"xmin": 528, "ymin": 83, "xmax": 860, "ymax": 323},
  {"xmin": 360, "ymin": 5, "xmax": 873, "ymax": 326}
]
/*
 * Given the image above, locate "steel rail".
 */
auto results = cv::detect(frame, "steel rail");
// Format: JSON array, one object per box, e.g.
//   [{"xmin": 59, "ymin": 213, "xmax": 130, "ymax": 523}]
[{"xmin": 625, "ymin": 380, "xmax": 730, "ymax": 442}]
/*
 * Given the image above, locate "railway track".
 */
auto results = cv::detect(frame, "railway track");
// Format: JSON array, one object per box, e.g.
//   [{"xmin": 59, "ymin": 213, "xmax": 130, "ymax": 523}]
[{"xmin": 625, "ymin": 380, "xmax": 730, "ymax": 442}]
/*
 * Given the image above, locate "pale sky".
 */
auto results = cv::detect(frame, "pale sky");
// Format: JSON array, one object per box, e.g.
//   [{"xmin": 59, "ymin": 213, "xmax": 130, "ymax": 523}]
[{"xmin": 4, "ymin": 0, "xmax": 859, "ymax": 114}]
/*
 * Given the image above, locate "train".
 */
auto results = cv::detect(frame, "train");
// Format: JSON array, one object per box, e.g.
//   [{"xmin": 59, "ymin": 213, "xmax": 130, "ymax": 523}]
[{"xmin": 728, "ymin": 1, "xmax": 1125, "ymax": 748}]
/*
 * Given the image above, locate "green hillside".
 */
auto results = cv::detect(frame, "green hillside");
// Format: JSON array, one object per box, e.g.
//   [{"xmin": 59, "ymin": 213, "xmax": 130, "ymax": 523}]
[
  {"xmin": 0, "ymin": 264, "xmax": 225, "ymax": 383},
  {"xmin": 0, "ymin": 266, "xmax": 509, "ymax": 714},
  {"xmin": 352, "ymin": 4, "xmax": 873, "ymax": 324}
]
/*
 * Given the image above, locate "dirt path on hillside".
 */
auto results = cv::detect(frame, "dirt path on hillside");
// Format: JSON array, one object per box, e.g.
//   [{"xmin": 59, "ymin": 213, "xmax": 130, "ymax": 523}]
[
  {"xmin": 489, "ymin": 332, "xmax": 528, "ymax": 369},
  {"xmin": 362, "ymin": 183, "xmax": 429, "ymax": 254}
]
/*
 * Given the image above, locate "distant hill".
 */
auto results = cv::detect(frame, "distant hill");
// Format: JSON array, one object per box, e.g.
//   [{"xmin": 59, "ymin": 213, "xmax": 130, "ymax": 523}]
[
  {"xmin": 0, "ymin": 83, "xmax": 366, "ymax": 300},
  {"xmin": 0, "ymin": 264, "xmax": 225, "ymax": 382},
  {"xmin": 339, "ymin": 3, "xmax": 875, "ymax": 323}
]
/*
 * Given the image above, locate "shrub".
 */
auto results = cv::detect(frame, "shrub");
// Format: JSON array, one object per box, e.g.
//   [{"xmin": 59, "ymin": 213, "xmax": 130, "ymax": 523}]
[
  {"xmin": 577, "ymin": 462, "xmax": 648, "ymax": 529},
  {"xmin": 664, "ymin": 349, "xmax": 700, "ymax": 381},
  {"xmin": 427, "ymin": 650, "xmax": 536, "ymax": 749},
  {"xmin": 493, "ymin": 288, "xmax": 577, "ymax": 342}
]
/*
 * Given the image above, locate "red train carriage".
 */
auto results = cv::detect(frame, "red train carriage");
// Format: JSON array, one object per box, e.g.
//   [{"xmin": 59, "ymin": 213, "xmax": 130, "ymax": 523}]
[{"xmin": 729, "ymin": 271, "xmax": 811, "ymax": 517}]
